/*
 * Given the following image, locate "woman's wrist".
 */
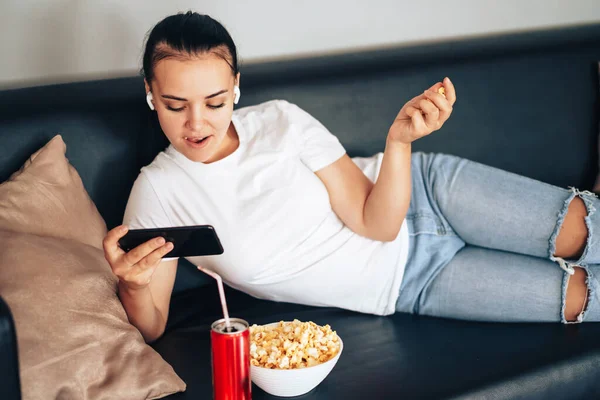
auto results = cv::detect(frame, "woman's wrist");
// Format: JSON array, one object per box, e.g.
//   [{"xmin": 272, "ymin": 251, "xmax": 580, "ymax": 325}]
[
  {"xmin": 118, "ymin": 279, "xmax": 150, "ymax": 298},
  {"xmin": 386, "ymin": 135, "xmax": 412, "ymax": 152}
]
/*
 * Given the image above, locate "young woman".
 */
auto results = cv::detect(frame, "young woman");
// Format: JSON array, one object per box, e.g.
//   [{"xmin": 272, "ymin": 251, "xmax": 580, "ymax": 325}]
[{"xmin": 102, "ymin": 11, "xmax": 598, "ymax": 343}]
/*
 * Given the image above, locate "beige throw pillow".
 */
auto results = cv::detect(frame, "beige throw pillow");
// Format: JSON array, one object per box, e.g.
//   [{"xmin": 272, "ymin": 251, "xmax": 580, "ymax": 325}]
[{"xmin": 0, "ymin": 135, "xmax": 186, "ymax": 399}]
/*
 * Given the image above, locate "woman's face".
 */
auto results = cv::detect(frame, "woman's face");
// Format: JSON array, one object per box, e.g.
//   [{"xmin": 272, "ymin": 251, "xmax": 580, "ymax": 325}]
[{"xmin": 146, "ymin": 52, "xmax": 240, "ymax": 163}]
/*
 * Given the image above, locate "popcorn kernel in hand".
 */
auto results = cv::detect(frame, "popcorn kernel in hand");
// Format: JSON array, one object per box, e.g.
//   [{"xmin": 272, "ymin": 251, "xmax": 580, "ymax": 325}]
[{"xmin": 438, "ymin": 87, "xmax": 446, "ymax": 98}]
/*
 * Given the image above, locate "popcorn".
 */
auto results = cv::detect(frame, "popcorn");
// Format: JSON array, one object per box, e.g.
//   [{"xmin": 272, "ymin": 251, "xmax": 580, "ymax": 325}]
[
  {"xmin": 249, "ymin": 320, "xmax": 340, "ymax": 369},
  {"xmin": 438, "ymin": 87, "xmax": 446, "ymax": 98}
]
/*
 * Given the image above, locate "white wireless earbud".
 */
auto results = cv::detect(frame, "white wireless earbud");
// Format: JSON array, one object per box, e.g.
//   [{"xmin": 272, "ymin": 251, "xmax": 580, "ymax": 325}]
[
  {"xmin": 146, "ymin": 92, "xmax": 155, "ymax": 111},
  {"xmin": 233, "ymin": 85, "xmax": 240, "ymax": 105}
]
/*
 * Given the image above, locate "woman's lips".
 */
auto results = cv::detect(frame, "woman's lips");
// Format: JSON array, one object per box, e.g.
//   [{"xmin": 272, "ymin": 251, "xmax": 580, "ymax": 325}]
[{"xmin": 184, "ymin": 135, "xmax": 211, "ymax": 149}]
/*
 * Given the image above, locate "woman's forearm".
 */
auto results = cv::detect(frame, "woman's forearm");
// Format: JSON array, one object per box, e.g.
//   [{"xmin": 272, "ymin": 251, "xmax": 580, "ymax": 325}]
[
  {"xmin": 360, "ymin": 78, "xmax": 454, "ymax": 242},
  {"xmin": 362, "ymin": 138, "xmax": 412, "ymax": 241},
  {"xmin": 118, "ymin": 281, "xmax": 166, "ymax": 343}
]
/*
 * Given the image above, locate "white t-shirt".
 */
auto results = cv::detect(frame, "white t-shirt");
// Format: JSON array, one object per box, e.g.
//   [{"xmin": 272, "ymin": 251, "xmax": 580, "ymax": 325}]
[{"xmin": 123, "ymin": 99, "xmax": 409, "ymax": 316}]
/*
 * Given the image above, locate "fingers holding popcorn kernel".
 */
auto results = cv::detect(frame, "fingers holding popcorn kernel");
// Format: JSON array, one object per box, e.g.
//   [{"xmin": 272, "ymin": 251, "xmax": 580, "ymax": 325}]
[{"xmin": 441, "ymin": 76, "xmax": 456, "ymax": 105}]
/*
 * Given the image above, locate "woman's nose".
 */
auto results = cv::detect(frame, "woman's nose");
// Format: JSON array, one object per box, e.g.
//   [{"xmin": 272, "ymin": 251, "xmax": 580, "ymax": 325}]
[{"xmin": 187, "ymin": 108, "xmax": 204, "ymax": 130}]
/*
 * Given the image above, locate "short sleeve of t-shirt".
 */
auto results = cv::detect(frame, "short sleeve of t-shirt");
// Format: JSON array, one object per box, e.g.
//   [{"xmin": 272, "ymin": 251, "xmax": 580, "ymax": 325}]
[
  {"xmin": 281, "ymin": 101, "xmax": 346, "ymax": 172},
  {"xmin": 122, "ymin": 171, "xmax": 179, "ymax": 262},
  {"xmin": 122, "ymin": 171, "xmax": 172, "ymax": 230}
]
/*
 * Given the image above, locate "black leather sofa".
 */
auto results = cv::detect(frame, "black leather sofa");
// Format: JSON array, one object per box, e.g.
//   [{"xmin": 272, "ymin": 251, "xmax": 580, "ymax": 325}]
[{"xmin": 2, "ymin": 23, "xmax": 600, "ymax": 399}]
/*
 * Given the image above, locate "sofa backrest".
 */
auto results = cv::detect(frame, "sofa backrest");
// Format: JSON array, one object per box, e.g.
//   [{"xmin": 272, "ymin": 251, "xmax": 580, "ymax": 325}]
[{"xmin": 1, "ymin": 23, "xmax": 599, "ymax": 293}]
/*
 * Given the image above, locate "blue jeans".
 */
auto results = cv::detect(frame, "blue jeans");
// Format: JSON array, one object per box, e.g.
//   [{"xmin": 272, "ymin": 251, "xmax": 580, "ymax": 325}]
[{"xmin": 395, "ymin": 152, "xmax": 600, "ymax": 323}]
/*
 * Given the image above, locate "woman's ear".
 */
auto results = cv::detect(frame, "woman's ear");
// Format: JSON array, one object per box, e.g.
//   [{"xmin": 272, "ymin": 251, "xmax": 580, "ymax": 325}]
[
  {"xmin": 233, "ymin": 86, "xmax": 240, "ymax": 105},
  {"xmin": 144, "ymin": 80, "xmax": 155, "ymax": 111},
  {"xmin": 233, "ymin": 73, "xmax": 241, "ymax": 105}
]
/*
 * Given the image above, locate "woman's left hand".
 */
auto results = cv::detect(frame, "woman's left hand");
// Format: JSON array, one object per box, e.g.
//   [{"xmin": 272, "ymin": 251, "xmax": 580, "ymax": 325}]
[{"xmin": 388, "ymin": 77, "xmax": 456, "ymax": 145}]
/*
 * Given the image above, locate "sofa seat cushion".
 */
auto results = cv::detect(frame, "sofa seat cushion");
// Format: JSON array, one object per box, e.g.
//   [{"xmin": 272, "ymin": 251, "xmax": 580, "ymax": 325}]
[{"xmin": 157, "ymin": 284, "xmax": 600, "ymax": 399}]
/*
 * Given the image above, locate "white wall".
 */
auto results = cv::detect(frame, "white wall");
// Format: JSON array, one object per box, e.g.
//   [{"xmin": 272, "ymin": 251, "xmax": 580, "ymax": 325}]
[{"xmin": 1, "ymin": 0, "xmax": 599, "ymax": 89}]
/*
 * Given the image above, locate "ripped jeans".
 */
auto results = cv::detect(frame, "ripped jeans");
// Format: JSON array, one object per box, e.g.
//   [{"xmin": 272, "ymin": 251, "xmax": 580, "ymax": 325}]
[{"xmin": 395, "ymin": 152, "xmax": 600, "ymax": 324}]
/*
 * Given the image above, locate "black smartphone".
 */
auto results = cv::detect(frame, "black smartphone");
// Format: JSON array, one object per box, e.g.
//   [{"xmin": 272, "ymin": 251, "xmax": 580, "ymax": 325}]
[{"xmin": 118, "ymin": 225, "xmax": 224, "ymax": 258}]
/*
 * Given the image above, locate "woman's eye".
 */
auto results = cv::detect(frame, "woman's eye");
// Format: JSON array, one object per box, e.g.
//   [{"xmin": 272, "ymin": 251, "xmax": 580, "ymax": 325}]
[{"xmin": 166, "ymin": 103, "xmax": 224, "ymax": 112}]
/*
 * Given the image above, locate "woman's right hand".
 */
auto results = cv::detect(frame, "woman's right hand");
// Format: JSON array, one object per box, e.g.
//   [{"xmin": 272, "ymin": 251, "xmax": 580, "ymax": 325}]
[
  {"xmin": 102, "ymin": 225, "xmax": 174, "ymax": 291},
  {"xmin": 388, "ymin": 77, "xmax": 456, "ymax": 145}
]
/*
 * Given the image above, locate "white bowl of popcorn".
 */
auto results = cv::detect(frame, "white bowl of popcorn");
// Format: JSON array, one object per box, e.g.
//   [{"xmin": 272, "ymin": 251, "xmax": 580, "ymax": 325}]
[{"xmin": 249, "ymin": 320, "xmax": 343, "ymax": 397}]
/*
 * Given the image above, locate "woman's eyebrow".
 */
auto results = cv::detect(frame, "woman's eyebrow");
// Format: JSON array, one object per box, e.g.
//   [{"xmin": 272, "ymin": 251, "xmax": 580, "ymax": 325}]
[
  {"xmin": 161, "ymin": 89, "xmax": 228, "ymax": 102},
  {"xmin": 205, "ymin": 89, "xmax": 227, "ymax": 99},
  {"xmin": 161, "ymin": 94, "xmax": 186, "ymax": 101}
]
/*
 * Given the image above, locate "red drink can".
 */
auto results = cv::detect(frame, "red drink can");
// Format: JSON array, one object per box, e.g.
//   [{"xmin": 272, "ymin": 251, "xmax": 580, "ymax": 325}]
[{"xmin": 211, "ymin": 318, "xmax": 252, "ymax": 400}]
